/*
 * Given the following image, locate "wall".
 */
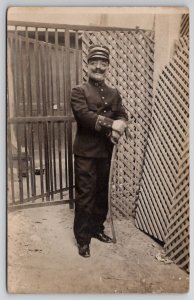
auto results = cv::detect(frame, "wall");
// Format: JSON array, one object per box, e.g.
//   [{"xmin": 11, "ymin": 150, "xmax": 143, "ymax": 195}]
[
  {"xmin": 7, "ymin": 7, "xmax": 155, "ymax": 29},
  {"xmin": 153, "ymin": 13, "xmax": 183, "ymax": 94}
]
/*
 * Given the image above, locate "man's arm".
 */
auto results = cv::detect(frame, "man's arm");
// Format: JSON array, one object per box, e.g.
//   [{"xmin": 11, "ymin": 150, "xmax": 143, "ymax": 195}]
[
  {"xmin": 114, "ymin": 89, "xmax": 128, "ymax": 121},
  {"xmin": 111, "ymin": 90, "xmax": 128, "ymax": 143}
]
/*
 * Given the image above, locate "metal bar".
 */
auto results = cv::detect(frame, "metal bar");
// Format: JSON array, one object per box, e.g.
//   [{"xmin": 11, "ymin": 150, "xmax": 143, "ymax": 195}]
[
  {"xmin": 29, "ymin": 123, "xmax": 36, "ymax": 197},
  {"xmin": 44, "ymin": 31, "xmax": 49, "ymax": 115},
  {"xmin": 49, "ymin": 51, "xmax": 57, "ymax": 192},
  {"xmin": 7, "ymin": 123, "xmax": 16, "ymax": 204},
  {"xmin": 63, "ymin": 29, "xmax": 69, "ymax": 189},
  {"xmin": 40, "ymin": 43, "xmax": 50, "ymax": 201},
  {"xmin": 55, "ymin": 29, "xmax": 61, "ymax": 111},
  {"xmin": 38, "ymin": 118, "xmax": 45, "ymax": 199},
  {"xmin": 34, "ymin": 29, "xmax": 44, "ymax": 201},
  {"xmin": 24, "ymin": 28, "xmax": 33, "ymax": 198},
  {"xmin": 48, "ymin": 44, "xmax": 52, "ymax": 114},
  {"xmin": 65, "ymin": 29, "xmax": 71, "ymax": 115},
  {"xmin": 52, "ymin": 122, "xmax": 57, "ymax": 191},
  {"xmin": 46, "ymin": 32, "xmax": 54, "ymax": 200},
  {"xmin": 64, "ymin": 122, "xmax": 68, "ymax": 187},
  {"xmin": 8, "ymin": 35, "xmax": 17, "ymax": 112},
  {"xmin": 35, "ymin": 28, "xmax": 41, "ymax": 114},
  {"xmin": 45, "ymin": 29, "xmax": 50, "ymax": 115},
  {"xmin": 58, "ymin": 122, "xmax": 63, "ymax": 199},
  {"xmin": 65, "ymin": 28, "xmax": 74, "ymax": 209},
  {"xmin": 50, "ymin": 45, "xmax": 54, "ymax": 115},
  {"xmin": 14, "ymin": 27, "xmax": 24, "ymax": 203},
  {"xmin": 20, "ymin": 33, "xmax": 30, "ymax": 199},
  {"xmin": 8, "ymin": 198, "xmax": 74, "ymax": 212},
  {"xmin": 8, "ymin": 20, "xmax": 152, "ymax": 32},
  {"xmin": 8, "ymin": 116, "xmax": 74, "ymax": 123},
  {"xmin": 37, "ymin": 122, "xmax": 45, "ymax": 201},
  {"xmin": 16, "ymin": 124, "xmax": 24, "ymax": 203},
  {"xmin": 25, "ymin": 27, "xmax": 36, "ymax": 197},
  {"xmin": 62, "ymin": 32, "xmax": 66, "ymax": 115},
  {"xmin": 25, "ymin": 29, "xmax": 33, "ymax": 115},
  {"xmin": 43, "ymin": 122, "xmax": 50, "ymax": 201},
  {"xmin": 7, "ymin": 37, "xmax": 15, "ymax": 204},
  {"xmin": 54, "ymin": 29, "xmax": 63, "ymax": 199},
  {"xmin": 48, "ymin": 121, "xmax": 54, "ymax": 200},
  {"xmin": 44, "ymin": 28, "xmax": 52, "ymax": 200}
]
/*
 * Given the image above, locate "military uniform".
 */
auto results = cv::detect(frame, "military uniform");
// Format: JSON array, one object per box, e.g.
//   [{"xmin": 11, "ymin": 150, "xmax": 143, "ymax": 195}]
[{"xmin": 71, "ymin": 78, "xmax": 128, "ymax": 246}]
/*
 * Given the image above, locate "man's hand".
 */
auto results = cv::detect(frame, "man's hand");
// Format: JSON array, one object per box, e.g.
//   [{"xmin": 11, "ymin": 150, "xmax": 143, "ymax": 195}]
[
  {"xmin": 110, "ymin": 130, "xmax": 121, "ymax": 144},
  {"xmin": 112, "ymin": 120, "xmax": 127, "ymax": 135}
]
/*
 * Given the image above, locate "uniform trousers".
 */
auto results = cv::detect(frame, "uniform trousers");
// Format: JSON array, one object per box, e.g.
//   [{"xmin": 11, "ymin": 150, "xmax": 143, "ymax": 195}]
[{"xmin": 74, "ymin": 155, "xmax": 111, "ymax": 245}]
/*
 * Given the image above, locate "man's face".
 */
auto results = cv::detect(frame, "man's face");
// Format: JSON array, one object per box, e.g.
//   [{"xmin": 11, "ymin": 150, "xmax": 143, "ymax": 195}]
[{"xmin": 88, "ymin": 58, "xmax": 109, "ymax": 82}]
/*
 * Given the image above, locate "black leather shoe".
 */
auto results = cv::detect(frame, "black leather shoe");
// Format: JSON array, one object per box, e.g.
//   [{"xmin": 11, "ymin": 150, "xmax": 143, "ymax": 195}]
[
  {"xmin": 92, "ymin": 232, "xmax": 113, "ymax": 243},
  {"xmin": 78, "ymin": 244, "xmax": 90, "ymax": 258}
]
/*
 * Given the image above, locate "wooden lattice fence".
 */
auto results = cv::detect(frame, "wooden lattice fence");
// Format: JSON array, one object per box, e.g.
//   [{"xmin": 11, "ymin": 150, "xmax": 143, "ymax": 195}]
[
  {"xmin": 82, "ymin": 30, "xmax": 155, "ymax": 218},
  {"xmin": 164, "ymin": 133, "xmax": 189, "ymax": 272},
  {"xmin": 135, "ymin": 24, "xmax": 189, "ymax": 271},
  {"xmin": 180, "ymin": 14, "xmax": 189, "ymax": 37}
]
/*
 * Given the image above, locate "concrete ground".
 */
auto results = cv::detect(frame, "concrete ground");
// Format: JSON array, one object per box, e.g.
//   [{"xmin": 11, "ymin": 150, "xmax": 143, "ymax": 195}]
[{"xmin": 7, "ymin": 204, "xmax": 189, "ymax": 294}]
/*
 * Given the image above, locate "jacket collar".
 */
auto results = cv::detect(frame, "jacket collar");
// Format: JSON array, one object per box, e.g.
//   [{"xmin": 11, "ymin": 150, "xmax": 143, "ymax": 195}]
[{"xmin": 88, "ymin": 78, "xmax": 105, "ymax": 87}]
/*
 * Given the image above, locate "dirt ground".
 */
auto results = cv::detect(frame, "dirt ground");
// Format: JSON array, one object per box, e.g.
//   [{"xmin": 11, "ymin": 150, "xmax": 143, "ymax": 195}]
[{"xmin": 7, "ymin": 204, "xmax": 189, "ymax": 294}]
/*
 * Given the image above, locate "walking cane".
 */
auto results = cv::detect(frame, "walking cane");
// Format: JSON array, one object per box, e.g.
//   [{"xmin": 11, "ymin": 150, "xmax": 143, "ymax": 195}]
[{"xmin": 108, "ymin": 126, "xmax": 132, "ymax": 243}]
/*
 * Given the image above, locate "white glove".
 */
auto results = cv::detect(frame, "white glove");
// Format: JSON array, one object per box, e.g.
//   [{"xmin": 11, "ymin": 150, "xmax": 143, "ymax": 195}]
[
  {"xmin": 110, "ymin": 130, "xmax": 121, "ymax": 144},
  {"xmin": 112, "ymin": 120, "xmax": 127, "ymax": 135}
]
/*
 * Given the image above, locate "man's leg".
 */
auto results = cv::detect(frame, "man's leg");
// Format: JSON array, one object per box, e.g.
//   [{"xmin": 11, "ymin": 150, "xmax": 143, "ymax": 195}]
[
  {"xmin": 90, "ymin": 157, "xmax": 111, "ymax": 234},
  {"xmin": 73, "ymin": 156, "xmax": 96, "ymax": 246}
]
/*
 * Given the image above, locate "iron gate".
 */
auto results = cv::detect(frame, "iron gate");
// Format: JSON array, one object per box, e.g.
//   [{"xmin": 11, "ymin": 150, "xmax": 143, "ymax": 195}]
[{"xmin": 7, "ymin": 22, "xmax": 84, "ymax": 208}]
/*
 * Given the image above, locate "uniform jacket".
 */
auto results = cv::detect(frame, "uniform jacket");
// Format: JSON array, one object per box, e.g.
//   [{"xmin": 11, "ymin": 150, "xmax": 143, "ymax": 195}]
[{"xmin": 71, "ymin": 78, "xmax": 128, "ymax": 158}]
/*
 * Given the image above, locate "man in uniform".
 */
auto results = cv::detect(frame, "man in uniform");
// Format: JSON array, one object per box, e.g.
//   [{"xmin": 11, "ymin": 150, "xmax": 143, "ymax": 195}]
[{"xmin": 71, "ymin": 45, "xmax": 128, "ymax": 257}]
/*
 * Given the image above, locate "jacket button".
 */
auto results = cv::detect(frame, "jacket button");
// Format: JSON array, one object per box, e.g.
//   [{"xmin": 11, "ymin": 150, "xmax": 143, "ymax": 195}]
[
  {"xmin": 102, "ymin": 96, "xmax": 105, "ymax": 99},
  {"xmin": 101, "ymin": 89, "xmax": 103, "ymax": 91},
  {"xmin": 104, "ymin": 110, "xmax": 106, "ymax": 113}
]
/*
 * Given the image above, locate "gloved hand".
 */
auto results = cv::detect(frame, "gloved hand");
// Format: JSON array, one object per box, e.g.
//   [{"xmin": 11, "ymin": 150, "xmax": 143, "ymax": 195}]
[
  {"xmin": 112, "ymin": 120, "xmax": 127, "ymax": 135},
  {"xmin": 110, "ymin": 130, "xmax": 121, "ymax": 145}
]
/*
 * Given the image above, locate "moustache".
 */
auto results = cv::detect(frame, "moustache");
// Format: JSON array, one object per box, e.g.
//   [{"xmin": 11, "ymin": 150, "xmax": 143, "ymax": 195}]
[{"xmin": 92, "ymin": 68, "xmax": 106, "ymax": 74}]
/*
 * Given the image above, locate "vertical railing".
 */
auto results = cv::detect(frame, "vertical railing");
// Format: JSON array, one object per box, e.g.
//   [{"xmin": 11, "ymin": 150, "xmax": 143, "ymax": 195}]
[
  {"xmin": 7, "ymin": 22, "xmax": 82, "ymax": 207},
  {"xmin": 14, "ymin": 26, "xmax": 24, "ymax": 203},
  {"xmin": 34, "ymin": 27, "xmax": 44, "ymax": 201},
  {"xmin": 65, "ymin": 28, "xmax": 74, "ymax": 209},
  {"xmin": 25, "ymin": 27, "xmax": 36, "ymax": 198}
]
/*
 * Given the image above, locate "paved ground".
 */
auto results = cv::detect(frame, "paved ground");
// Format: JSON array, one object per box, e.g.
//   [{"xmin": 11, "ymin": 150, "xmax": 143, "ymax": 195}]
[{"xmin": 7, "ymin": 204, "xmax": 189, "ymax": 294}]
